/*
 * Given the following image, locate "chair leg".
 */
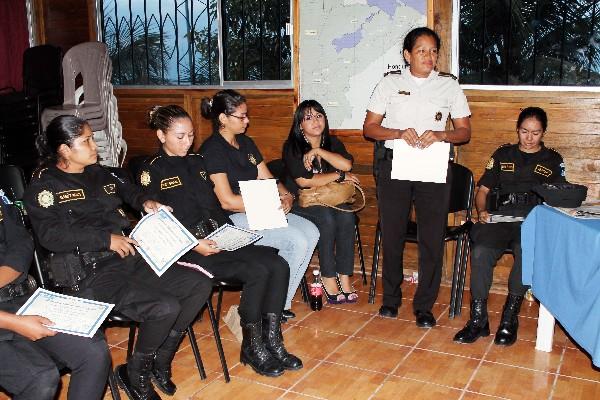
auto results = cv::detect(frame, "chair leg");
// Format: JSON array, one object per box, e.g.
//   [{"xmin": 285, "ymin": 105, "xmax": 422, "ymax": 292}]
[
  {"xmin": 216, "ymin": 286, "xmax": 224, "ymax": 322},
  {"xmin": 186, "ymin": 325, "xmax": 207, "ymax": 380},
  {"xmin": 107, "ymin": 367, "xmax": 121, "ymax": 400},
  {"xmin": 369, "ymin": 221, "xmax": 382, "ymax": 304},
  {"xmin": 455, "ymin": 239, "xmax": 471, "ymax": 316},
  {"xmin": 206, "ymin": 298, "xmax": 230, "ymax": 382},
  {"xmin": 125, "ymin": 324, "xmax": 136, "ymax": 361},
  {"xmin": 300, "ymin": 275, "xmax": 309, "ymax": 303},
  {"xmin": 354, "ymin": 214, "xmax": 367, "ymax": 285},
  {"xmin": 448, "ymin": 234, "xmax": 465, "ymax": 319}
]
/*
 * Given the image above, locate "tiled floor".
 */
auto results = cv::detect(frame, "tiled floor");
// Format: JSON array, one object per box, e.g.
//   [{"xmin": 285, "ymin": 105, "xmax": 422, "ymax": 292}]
[{"xmin": 3, "ymin": 275, "xmax": 600, "ymax": 400}]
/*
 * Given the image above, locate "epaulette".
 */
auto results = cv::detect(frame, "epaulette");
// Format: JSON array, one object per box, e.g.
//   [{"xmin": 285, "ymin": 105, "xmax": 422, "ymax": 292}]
[
  {"xmin": 438, "ymin": 71, "xmax": 458, "ymax": 80},
  {"xmin": 149, "ymin": 155, "xmax": 162, "ymax": 165},
  {"xmin": 384, "ymin": 69, "xmax": 403, "ymax": 77},
  {"xmin": 498, "ymin": 143, "xmax": 511, "ymax": 148},
  {"xmin": 32, "ymin": 167, "xmax": 49, "ymax": 180}
]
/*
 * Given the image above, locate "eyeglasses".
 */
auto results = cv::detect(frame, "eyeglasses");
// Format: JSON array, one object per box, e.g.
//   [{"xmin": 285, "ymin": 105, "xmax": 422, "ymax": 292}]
[
  {"xmin": 518, "ymin": 128, "xmax": 543, "ymax": 135},
  {"xmin": 302, "ymin": 113, "xmax": 324, "ymax": 122},
  {"xmin": 227, "ymin": 113, "xmax": 249, "ymax": 121}
]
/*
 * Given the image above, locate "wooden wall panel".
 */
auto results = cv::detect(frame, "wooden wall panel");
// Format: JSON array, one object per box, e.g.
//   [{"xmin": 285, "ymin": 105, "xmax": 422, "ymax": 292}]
[{"xmin": 35, "ymin": 0, "xmax": 93, "ymax": 50}]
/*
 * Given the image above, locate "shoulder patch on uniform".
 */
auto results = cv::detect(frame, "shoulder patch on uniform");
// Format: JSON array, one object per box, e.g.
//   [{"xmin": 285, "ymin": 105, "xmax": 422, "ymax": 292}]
[
  {"xmin": 149, "ymin": 155, "xmax": 162, "ymax": 165},
  {"xmin": 485, "ymin": 158, "xmax": 494, "ymax": 170},
  {"xmin": 438, "ymin": 71, "xmax": 458, "ymax": 80},
  {"xmin": 103, "ymin": 183, "xmax": 116, "ymax": 194},
  {"xmin": 500, "ymin": 162, "xmax": 515, "ymax": 172},
  {"xmin": 140, "ymin": 170, "xmax": 151, "ymax": 186},
  {"xmin": 384, "ymin": 69, "xmax": 403, "ymax": 77},
  {"xmin": 199, "ymin": 171, "xmax": 207, "ymax": 180},
  {"xmin": 161, "ymin": 176, "xmax": 182, "ymax": 190},
  {"xmin": 534, "ymin": 164, "xmax": 553, "ymax": 177},
  {"xmin": 34, "ymin": 167, "xmax": 49, "ymax": 180},
  {"xmin": 37, "ymin": 190, "xmax": 54, "ymax": 208},
  {"xmin": 248, "ymin": 153, "xmax": 257, "ymax": 165}
]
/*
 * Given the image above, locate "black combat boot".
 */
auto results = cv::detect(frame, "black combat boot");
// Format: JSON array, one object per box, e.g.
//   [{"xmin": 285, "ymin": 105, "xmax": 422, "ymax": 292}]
[
  {"xmin": 494, "ymin": 294, "xmax": 524, "ymax": 346},
  {"xmin": 240, "ymin": 319, "xmax": 285, "ymax": 377},
  {"xmin": 116, "ymin": 352, "xmax": 161, "ymax": 400},
  {"xmin": 453, "ymin": 298, "xmax": 490, "ymax": 344},
  {"xmin": 152, "ymin": 330, "xmax": 184, "ymax": 395},
  {"xmin": 262, "ymin": 313, "xmax": 303, "ymax": 370}
]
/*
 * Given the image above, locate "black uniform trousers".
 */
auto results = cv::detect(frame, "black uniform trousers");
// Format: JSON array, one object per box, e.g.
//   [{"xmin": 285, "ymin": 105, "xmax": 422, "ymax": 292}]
[
  {"xmin": 181, "ymin": 245, "xmax": 289, "ymax": 323},
  {"xmin": 469, "ymin": 222, "xmax": 528, "ymax": 299},
  {"xmin": 77, "ymin": 253, "xmax": 210, "ymax": 354},
  {"xmin": 378, "ymin": 159, "xmax": 451, "ymax": 312}
]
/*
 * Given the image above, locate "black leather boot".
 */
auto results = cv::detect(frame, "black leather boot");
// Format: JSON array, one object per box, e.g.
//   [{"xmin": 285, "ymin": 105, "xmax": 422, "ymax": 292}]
[
  {"xmin": 240, "ymin": 319, "xmax": 285, "ymax": 377},
  {"xmin": 116, "ymin": 352, "xmax": 161, "ymax": 400},
  {"xmin": 453, "ymin": 298, "xmax": 490, "ymax": 344},
  {"xmin": 152, "ymin": 330, "xmax": 184, "ymax": 395},
  {"xmin": 262, "ymin": 313, "xmax": 303, "ymax": 371},
  {"xmin": 494, "ymin": 294, "xmax": 524, "ymax": 346}
]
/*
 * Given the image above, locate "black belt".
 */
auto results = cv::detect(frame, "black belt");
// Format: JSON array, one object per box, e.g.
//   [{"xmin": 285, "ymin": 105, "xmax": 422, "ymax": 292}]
[
  {"xmin": 498, "ymin": 192, "xmax": 538, "ymax": 206},
  {"xmin": 0, "ymin": 275, "xmax": 37, "ymax": 303},
  {"xmin": 384, "ymin": 148, "xmax": 394, "ymax": 160},
  {"xmin": 52, "ymin": 251, "xmax": 116, "ymax": 293}
]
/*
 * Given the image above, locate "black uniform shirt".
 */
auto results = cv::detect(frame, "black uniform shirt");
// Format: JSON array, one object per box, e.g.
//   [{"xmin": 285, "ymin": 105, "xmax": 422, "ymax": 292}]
[
  {"xmin": 24, "ymin": 164, "xmax": 152, "ymax": 254},
  {"xmin": 478, "ymin": 143, "xmax": 566, "ymax": 191},
  {"xmin": 282, "ymin": 136, "xmax": 353, "ymax": 196},
  {"xmin": 199, "ymin": 133, "xmax": 264, "ymax": 194},
  {"xmin": 138, "ymin": 149, "xmax": 232, "ymax": 232},
  {"xmin": 0, "ymin": 198, "xmax": 35, "ymax": 339}
]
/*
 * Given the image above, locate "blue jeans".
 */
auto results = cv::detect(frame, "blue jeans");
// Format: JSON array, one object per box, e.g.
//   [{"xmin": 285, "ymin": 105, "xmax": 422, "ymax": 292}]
[{"xmin": 230, "ymin": 212, "xmax": 319, "ymax": 310}]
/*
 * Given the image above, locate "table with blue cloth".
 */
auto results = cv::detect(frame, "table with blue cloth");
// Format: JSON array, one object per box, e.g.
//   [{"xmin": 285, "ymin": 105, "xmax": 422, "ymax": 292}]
[{"xmin": 522, "ymin": 205, "xmax": 600, "ymax": 366}]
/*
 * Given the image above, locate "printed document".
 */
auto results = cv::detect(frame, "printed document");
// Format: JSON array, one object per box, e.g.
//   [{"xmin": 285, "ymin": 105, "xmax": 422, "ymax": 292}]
[
  {"xmin": 130, "ymin": 208, "xmax": 198, "ymax": 276},
  {"xmin": 391, "ymin": 139, "xmax": 450, "ymax": 183},
  {"xmin": 205, "ymin": 224, "xmax": 263, "ymax": 251},
  {"xmin": 17, "ymin": 288, "xmax": 114, "ymax": 338},
  {"xmin": 239, "ymin": 179, "xmax": 288, "ymax": 230}
]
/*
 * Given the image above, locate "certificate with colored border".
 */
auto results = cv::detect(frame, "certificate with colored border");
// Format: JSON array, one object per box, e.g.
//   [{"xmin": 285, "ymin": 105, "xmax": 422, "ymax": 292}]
[
  {"xmin": 17, "ymin": 288, "xmax": 114, "ymax": 338},
  {"xmin": 130, "ymin": 208, "xmax": 199, "ymax": 276},
  {"xmin": 205, "ymin": 224, "xmax": 262, "ymax": 251}
]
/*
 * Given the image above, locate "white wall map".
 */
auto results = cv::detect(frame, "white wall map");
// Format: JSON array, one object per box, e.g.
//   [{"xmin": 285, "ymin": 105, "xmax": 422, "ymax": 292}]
[{"xmin": 299, "ymin": 0, "xmax": 426, "ymax": 129}]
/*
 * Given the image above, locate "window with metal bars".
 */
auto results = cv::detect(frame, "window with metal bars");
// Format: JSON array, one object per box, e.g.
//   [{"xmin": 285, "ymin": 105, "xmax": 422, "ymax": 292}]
[
  {"xmin": 99, "ymin": 0, "xmax": 291, "ymax": 85},
  {"xmin": 459, "ymin": 0, "xmax": 600, "ymax": 86}
]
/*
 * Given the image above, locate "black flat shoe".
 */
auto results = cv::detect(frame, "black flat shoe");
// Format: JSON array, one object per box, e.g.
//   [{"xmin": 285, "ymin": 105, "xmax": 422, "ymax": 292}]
[
  {"xmin": 282, "ymin": 309, "xmax": 296, "ymax": 319},
  {"xmin": 378, "ymin": 305, "xmax": 398, "ymax": 318},
  {"xmin": 415, "ymin": 310, "xmax": 436, "ymax": 328}
]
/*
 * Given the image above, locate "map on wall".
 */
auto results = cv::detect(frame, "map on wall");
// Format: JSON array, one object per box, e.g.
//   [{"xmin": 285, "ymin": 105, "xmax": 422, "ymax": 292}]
[{"xmin": 299, "ymin": 0, "xmax": 427, "ymax": 129}]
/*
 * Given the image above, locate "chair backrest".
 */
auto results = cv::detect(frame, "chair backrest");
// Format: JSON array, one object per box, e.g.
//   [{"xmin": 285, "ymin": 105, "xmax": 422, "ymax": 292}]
[
  {"xmin": 448, "ymin": 162, "xmax": 475, "ymax": 219},
  {"xmin": 266, "ymin": 158, "xmax": 284, "ymax": 180},
  {"xmin": 0, "ymin": 165, "xmax": 27, "ymax": 201},
  {"xmin": 62, "ymin": 42, "xmax": 109, "ymax": 106},
  {"xmin": 126, "ymin": 155, "xmax": 150, "ymax": 184},
  {"xmin": 23, "ymin": 44, "xmax": 63, "ymax": 98}
]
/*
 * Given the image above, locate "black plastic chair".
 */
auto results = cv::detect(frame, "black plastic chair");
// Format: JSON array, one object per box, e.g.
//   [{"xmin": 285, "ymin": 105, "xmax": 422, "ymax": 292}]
[
  {"xmin": 368, "ymin": 162, "xmax": 475, "ymax": 319},
  {"xmin": 0, "ymin": 164, "xmax": 27, "ymax": 200},
  {"xmin": 266, "ymin": 158, "xmax": 368, "ymax": 287}
]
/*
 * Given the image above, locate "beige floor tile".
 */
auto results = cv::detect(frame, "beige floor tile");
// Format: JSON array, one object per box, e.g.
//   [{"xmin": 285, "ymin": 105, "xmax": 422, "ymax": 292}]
[
  {"xmin": 467, "ymin": 361, "xmax": 554, "ymax": 399},
  {"xmin": 326, "ymin": 336, "xmax": 410, "ymax": 374},
  {"xmin": 417, "ymin": 325, "xmax": 492, "ymax": 359},
  {"xmin": 559, "ymin": 347, "xmax": 600, "ymax": 381},
  {"xmin": 354, "ymin": 315, "xmax": 428, "ymax": 346},
  {"xmin": 484, "ymin": 338, "xmax": 563, "ymax": 373},
  {"xmin": 552, "ymin": 375, "xmax": 600, "ymax": 399},
  {"xmin": 372, "ymin": 376, "xmax": 462, "ymax": 400},
  {"xmin": 280, "ymin": 325, "xmax": 350, "ymax": 360},
  {"xmin": 191, "ymin": 377, "xmax": 286, "ymax": 399},
  {"xmin": 295, "ymin": 307, "xmax": 373, "ymax": 336}
]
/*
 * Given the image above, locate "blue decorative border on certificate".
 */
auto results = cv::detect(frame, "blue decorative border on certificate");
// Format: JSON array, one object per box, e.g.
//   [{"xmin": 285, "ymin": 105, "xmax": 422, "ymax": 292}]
[{"xmin": 130, "ymin": 208, "xmax": 198, "ymax": 275}]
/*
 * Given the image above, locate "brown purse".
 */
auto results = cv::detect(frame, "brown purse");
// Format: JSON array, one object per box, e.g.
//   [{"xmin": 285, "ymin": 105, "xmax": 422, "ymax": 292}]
[{"xmin": 297, "ymin": 181, "xmax": 366, "ymax": 212}]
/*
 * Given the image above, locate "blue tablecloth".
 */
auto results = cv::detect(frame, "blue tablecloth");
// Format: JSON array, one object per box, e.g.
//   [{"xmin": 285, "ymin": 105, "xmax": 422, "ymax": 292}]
[{"xmin": 522, "ymin": 205, "xmax": 600, "ymax": 366}]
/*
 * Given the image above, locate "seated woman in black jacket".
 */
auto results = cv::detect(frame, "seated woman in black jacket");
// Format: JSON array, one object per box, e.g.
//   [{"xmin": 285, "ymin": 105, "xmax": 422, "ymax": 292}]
[
  {"xmin": 137, "ymin": 104, "xmax": 302, "ymax": 377},
  {"xmin": 0, "ymin": 197, "xmax": 110, "ymax": 400},
  {"xmin": 24, "ymin": 115, "xmax": 212, "ymax": 400}
]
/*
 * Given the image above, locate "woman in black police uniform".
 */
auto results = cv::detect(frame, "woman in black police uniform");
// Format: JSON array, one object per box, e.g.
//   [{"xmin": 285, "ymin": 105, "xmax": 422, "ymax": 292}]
[
  {"xmin": 283, "ymin": 100, "xmax": 359, "ymax": 303},
  {"xmin": 363, "ymin": 27, "xmax": 471, "ymax": 327},
  {"xmin": 24, "ymin": 115, "xmax": 212, "ymax": 400},
  {"xmin": 454, "ymin": 107, "xmax": 565, "ymax": 346},
  {"xmin": 138, "ymin": 105, "xmax": 301, "ymax": 377},
  {"xmin": 0, "ymin": 197, "xmax": 110, "ymax": 400}
]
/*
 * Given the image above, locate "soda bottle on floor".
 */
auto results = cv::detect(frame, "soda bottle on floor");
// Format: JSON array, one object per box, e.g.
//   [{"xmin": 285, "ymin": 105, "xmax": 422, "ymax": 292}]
[{"xmin": 309, "ymin": 269, "xmax": 323, "ymax": 311}]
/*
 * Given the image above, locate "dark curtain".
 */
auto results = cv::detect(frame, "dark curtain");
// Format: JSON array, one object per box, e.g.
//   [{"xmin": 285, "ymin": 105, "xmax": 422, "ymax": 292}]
[{"xmin": 0, "ymin": 0, "xmax": 29, "ymax": 91}]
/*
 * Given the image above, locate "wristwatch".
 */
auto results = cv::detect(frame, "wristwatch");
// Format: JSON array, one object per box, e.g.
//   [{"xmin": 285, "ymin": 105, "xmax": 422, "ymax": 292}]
[{"xmin": 335, "ymin": 170, "xmax": 346, "ymax": 183}]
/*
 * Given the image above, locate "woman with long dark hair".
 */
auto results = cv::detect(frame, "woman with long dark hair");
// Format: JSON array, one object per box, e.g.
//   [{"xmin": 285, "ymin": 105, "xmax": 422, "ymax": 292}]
[
  {"xmin": 283, "ymin": 100, "xmax": 359, "ymax": 303},
  {"xmin": 23, "ymin": 115, "xmax": 212, "ymax": 400},
  {"xmin": 199, "ymin": 90, "xmax": 319, "ymax": 320},
  {"xmin": 138, "ymin": 104, "xmax": 302, "ymax": 377}
]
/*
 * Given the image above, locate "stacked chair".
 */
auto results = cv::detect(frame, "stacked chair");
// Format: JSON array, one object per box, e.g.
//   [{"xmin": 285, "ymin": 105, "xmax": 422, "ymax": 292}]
[
  {"xmin": 0, "ymin": 45, "xmax": 63, "ymax": 176},
  {"xmin": 41, "ymin": 42, "xmax": 124, "ymax": 167}
]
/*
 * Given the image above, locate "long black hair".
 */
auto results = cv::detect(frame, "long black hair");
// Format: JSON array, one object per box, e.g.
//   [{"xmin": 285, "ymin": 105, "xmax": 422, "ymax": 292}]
[
  {"xmin": 200, "ymin": 89, "xmax": 246, "ymax": 134},
  {"xmin": 36, "ymin": 115, "xmax": 88, "ymax": 166},
  {"xmin": 285, "ymin": 99, "xmax": 332, "ymax": 159}
]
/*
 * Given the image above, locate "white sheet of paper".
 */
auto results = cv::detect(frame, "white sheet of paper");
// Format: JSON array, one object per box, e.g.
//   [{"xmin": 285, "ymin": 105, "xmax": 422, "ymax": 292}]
[
  {"xmin": 129, "ymin": 208, "xmax": 198, "ymax": 276},
  {"xmin": 390, "ymin": 139, "xmax": 450, "ymax": 183},
  {"xmin": 239, "ymin": 179, "xmax": 288, "ymax": 230},
  {"xmin": 205, "ymin": 224, "xmax": 263, "ymax": 251},
  {"xmin": 17, "ymin": 288, "xmax": 114, "ymax": 338},
  {"xmin": 488, "ymin": 214, "xmax": 525, "ymax": 223}
]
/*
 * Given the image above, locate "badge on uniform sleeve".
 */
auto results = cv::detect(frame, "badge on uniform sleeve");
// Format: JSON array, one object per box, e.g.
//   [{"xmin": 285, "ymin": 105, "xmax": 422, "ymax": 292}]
[
  {"xmin": 248, "ymin": 154, "xmax": 257, "ymax": 165},
  {"xmin": 37, "ymin": 190, "xmax": 54, "ymax": 208},
  {"xmin": 435, "ymin": 111, "xmax": 443, "ymax": 121},
  {"xmin": 485, "ymin": 158, "xmax": 494, "ymax": 170},
  {"xmin": 199, "ymin": 171, "xmax": 207, "ymax": 180},
  {"xmin": 140, "ymin": 171, "xmax": 151, "ymax": 186}
]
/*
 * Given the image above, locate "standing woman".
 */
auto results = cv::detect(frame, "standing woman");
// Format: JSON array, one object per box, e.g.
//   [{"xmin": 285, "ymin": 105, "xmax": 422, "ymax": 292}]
[
  {"xmin": 199, "ymin": 90, "xmax": 320, "ymax": 319},
  {"xmin": 283, "ymin": 100, "xmax": 359, "ymax": 303},
  {"xmin": 139, "ymin": 105, "xmax": 302, "ymax": 377},
  {"xmin": 24, "ymin": 115, "xmax": 212, "ymax": 400},
  {"xmin": 363, "ymin": 27, "xmax": 471, "ymax": 327}
]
